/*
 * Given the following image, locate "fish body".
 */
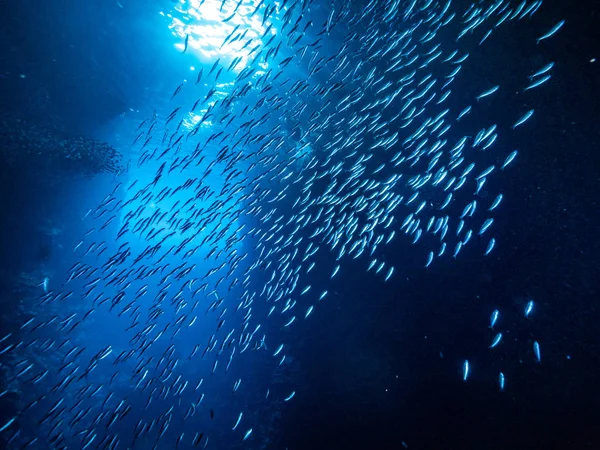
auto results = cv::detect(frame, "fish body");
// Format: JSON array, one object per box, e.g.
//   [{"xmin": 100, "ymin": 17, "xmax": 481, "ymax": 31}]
[
  {"xmin": 490, "ymin": 309, "xmax": 500, "ymax": 329},
  {"xmin": 513, "ymin": 109, "xmax": 534, "ymax": 129},
  {"xmin": 525, "ymin": 300, "xmax": 535, "ymax": 318},
  {"xmin": 533, "ymin": 341, "xmax": 541, "ymax": 363},
  {"xmin": 537, "ymin": 20, "xmax": 565, "ymax": 44},
  {"xmin": 476, "ymin": 85, "xmax": 499, "ymax": 101},
  {"xmin": 489, "ymin": 333, "xmax": 503, "ymax": 348}
]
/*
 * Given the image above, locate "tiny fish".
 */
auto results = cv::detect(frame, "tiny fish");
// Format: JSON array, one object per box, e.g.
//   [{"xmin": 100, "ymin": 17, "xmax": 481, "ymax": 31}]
[
  {"xmin": 488, "ymin": 194, "xmax": 503, "ymax": 211},
  {"xmin": 457, "ymin": 105, "xmax": 472, "ymax": 120},
  {"xmin": 425, "ymin": 251, "xmax": 434, "ymax": 267},
  {"xmin": 501, "ymin": 150, "xmax": 518, "ymax": 169},
  {"xmin": 476, "ymin": 85, "xmax": 499, "ymax": 101},
  {"xmin": 331, "ymin": 265, "xmax": 340, "ymax": 278},
  {"xmin": 484, "ymin": 238, "xmax": 496, "ymax": 255},
  {"xmin": 182, "ymin": 34, "xmax": 189, "ymax": 53},
  {"xmin": 232, "ymin": 412, "xmax": 243, "ymax": 430},
  {"xmin": 0, "ymin": 416, "xmax": 16, "ymax": 433},
  {"xmin": 533, "ymin": 341, "xmax": 541, "ymax": 363},
  {"xmin": 384, "ymin": 266, "xmax": 395, "ymax": 282},
  {"xmin": 479, "ymin": 218, "xmax": 494, "ymax": 236},
  {"xmin": 476, "ymin": 165, "xmax": 495, "ymax": 180},
  {"xmin": 490, "ymin": 309, "xmax": 500, "ymax": 329},
  {"xmin": 524, "ymin": 74, "xmax": 551, "ymax": 91},
  {"xmin": 489, "ymin": 333, "xmax": 503, "ymax": 348},
  {"xmin": 524, "ymin": 300, "xmax": 534, "ymax": 318},
  {"xmin": 42, "ymin": 277, "xmax": 49, "ymax": 293},
  {"xmin": 242, "ymin": 428, "xmax": 253, "ymax": 441},
  {"xmin": 530, "ymin": 62, "xmax": 554, "ymax": 79},
  {"xmin": 537, "ymin": 20, "xmax": 565, "ymax": 44},
  {"xmin": 305, "ymin": 305, "xmax": 314, "ymax": 319},
  {"xmin": 512, "ymin": 109, "xmax": 534, "ymax": 129}
]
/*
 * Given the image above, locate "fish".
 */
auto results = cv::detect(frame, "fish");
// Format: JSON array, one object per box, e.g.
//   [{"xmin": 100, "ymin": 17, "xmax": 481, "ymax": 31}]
[
  {"xmin": 305, "ymin": 305, "xmax": 314, "ymax": 319},
  {"xmin": 457, "ymin": 105, "xmax": 471, "ymax": 120},
  {"xmin": 484, "ymin": 238, "xmax": 496, "ymax": 255},
  {"xmin": 525, "ymin": 300, "xmax": 535, "ymax": 318},
  {"xmin": 40, "ymin": 276, "xmax": 49, "ymax": 293},
  {"xmin": 488, "ymin": 194, "xmax": 503, "ymax": 211},
  {"xmin": 232, "ymin": 412, "xmax": 243, "ymax": 430},
  {"xmin": 479, "ymin": 218, "xmax": 494, "ymax": 235},
  {"xmin": 384, "ymin": 266, "xmax": 395, "ymax": 282},
  {"xmin": 524, "ymin": 74, "xmax": 552, "ymax": 91},
  {"xmin": 512, "ymin": 109, "xmax": 534, "ymax": 129},
  {"xmin": 476, "ymin": 165, "xmax": 495, "ymax": 180},
  {"xmin": 489, "ymin": 309, "xmax": 500, "ymax": 329},
  {"xmin": 0, "ymin": 416, "xmax": 16, "ymax": 433},
  {"xmin": 182, "ymin": 34, "xmax": 190, "ymax": 53},
  {"xmin": 501, "ymin": 150, "xmax": 518, "ymax": 169},
  {"xmin": 489, "ymin": 333, "xmax": 503, "ymax": 348},
  {"xmin": 425, "ymin": 251, "xmax": 434, "ymax": 267},
  {"xmin": 462, "ymin": 360, "xmax": 470, "ymax": 382},
  {"xmin": 537, "ymin": 20, "xmax": 565, "ymax": 44},
  {"xmin": 331, "ymin": 264, "xmax": 340, "ymax": 278},
  {"xmin": 242, "ymin": 428, "xmax": 253, "ymax": 441},
  {"xmin": 530, "ymin": 62, "xmax": 555, "ymax": 79},
  {"xmin": 533, "ymin": 341, "xmax": 541, "ymax": 363},
  {"xmin": 476, "ymin": 85, "xmax": 499, "ymax": 101}
]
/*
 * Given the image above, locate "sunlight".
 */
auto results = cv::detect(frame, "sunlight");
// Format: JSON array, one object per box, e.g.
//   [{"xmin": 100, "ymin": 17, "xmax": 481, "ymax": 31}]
[{"xmin": 164, "ymin": 0, "xmax": 278, "ymax": 71}]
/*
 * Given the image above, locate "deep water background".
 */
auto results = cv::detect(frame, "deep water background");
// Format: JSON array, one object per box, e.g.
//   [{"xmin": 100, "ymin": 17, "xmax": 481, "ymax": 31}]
[{"xmin": 1, "ymin": 0, "xmax": 599, "ymax": 449}]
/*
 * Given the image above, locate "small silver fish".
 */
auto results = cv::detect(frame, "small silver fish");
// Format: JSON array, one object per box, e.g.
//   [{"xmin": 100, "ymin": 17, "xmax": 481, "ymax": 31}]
[
  {"xmin": 537, "ymin": 20, "xmax": 565, "ymax": 44},
  {"xmin": 182, "ymin": 34, "xmax": 189, "ymax": 53},
  {"xmin": 490, "ymin": 309, "xmax": 500, "ymax": 329},
  {"xmin": 489, "ymin": 333, "xmax": 503, "ymax": 348},
  {"xmin": 525, "ymin": 300, "xmax": 535, "ymax": 318},
  {"xmin": 533, "ymin": 341, "xmax": 541, "ymax": 363},
  {"xmin": 512, "ymin": 109, "xmax": 534, "ymax": 129}
]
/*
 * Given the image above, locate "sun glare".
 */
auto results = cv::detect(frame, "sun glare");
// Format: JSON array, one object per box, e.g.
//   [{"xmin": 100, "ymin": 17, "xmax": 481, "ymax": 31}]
[{"xmin": 163, "ymin": 0, "xmax": 278, "ymax": 71}]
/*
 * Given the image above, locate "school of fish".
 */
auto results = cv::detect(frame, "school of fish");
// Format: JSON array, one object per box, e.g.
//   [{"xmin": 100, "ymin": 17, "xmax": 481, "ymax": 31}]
[{"xmin": 0, "ymin": 0, "xmax": 564, "ymax": 448}]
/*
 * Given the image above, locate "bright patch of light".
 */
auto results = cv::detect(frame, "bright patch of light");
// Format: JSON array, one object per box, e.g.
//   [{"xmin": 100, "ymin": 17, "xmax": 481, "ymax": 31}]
[
  {"xmin": 184, "ymin": 111, "xmax": 214, "ymax": 130},
  {"xmin": 165, "ymin": 0, "xmax": 280, "ymax": 72},
  {"xmin": 181, "ymin": 81, "xmax": 236, "ymax": 131}
]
